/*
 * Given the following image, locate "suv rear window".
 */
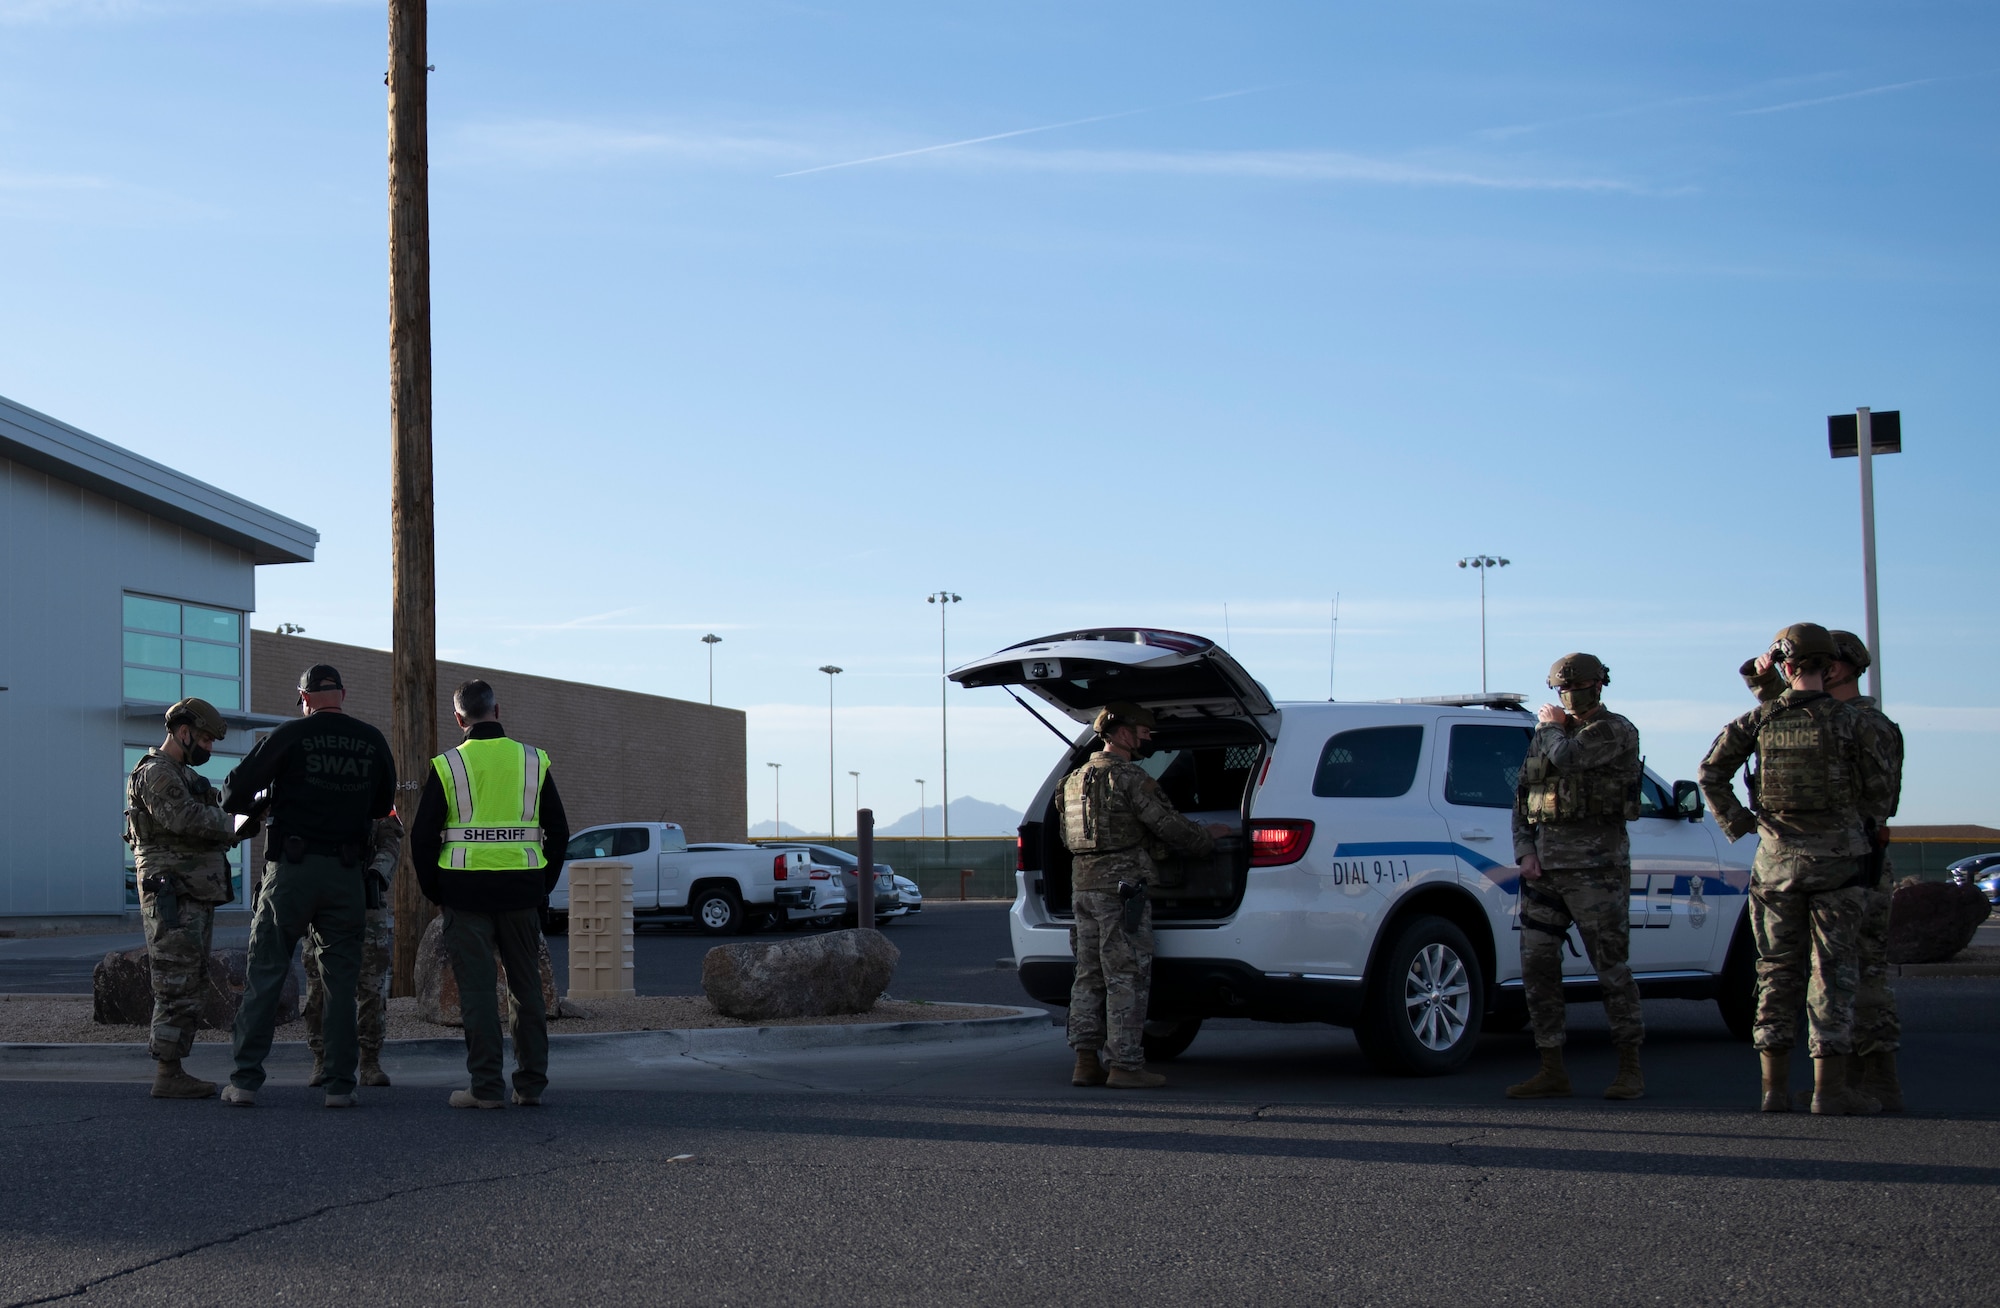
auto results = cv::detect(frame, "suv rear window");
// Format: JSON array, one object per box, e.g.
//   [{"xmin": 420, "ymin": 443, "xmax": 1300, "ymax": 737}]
[
  {"xmin": 1445, "ymin": 724, "xmax": 1533, "ymax": 808},
  {"xmin": 1312, "ymin": 726, "xmax": 1424, "ymax": 798}
]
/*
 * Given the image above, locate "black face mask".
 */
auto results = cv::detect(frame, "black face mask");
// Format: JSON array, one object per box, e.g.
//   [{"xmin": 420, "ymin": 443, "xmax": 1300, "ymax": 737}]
[
  {"xmin": 1558, "ymin": 685, "xmax": 1601, "ymax": 716},
  {"xmin": 178, "ymin": 728, "xmax": 211, "ymax": 768}
]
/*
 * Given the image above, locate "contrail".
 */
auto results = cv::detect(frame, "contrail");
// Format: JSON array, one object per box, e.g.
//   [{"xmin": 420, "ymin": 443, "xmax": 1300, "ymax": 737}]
[
  {"xmin": 1735, "ymin": 77, "xmax": 1937, "ymax": 115},
  {"xmin": 776, "ymin": 87, "xmax": 1274, "ymax": 179}
]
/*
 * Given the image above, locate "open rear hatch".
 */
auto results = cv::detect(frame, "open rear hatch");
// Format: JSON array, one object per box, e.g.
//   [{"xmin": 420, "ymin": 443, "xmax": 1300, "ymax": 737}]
[
  {"xmin": 948, "ymin": 627, "xmax": 1276, "ymax": 727},
  {"xmin": 949, "ymin": 629, "xmax": 1277, "ymax": 922}
]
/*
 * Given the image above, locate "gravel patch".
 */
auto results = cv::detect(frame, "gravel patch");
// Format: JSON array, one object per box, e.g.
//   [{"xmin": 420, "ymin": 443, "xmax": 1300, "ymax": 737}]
[{"xmin": 0, "ymin": 994, "xmax": 1006, "ymax": 1045}]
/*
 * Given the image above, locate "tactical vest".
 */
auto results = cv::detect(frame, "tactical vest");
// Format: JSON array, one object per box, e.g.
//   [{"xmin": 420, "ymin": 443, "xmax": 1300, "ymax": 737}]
[
  {"xmin": 432, "ymin": 737, "xmax": 551, "ymax": 871},
  {"xmin": 1751, "ymin": 696, "xmax": 1852, "ymax": 816},
  {"xmin": 1062, "ymin": 757, "xmax": 1144, "ymax": 855},
  {"xmin": 1520, "ymin": 753, "xmax": 1640, "ymax": 824},
  {"xmin": 123, "ymin": 754, "xmax": 223, "ymax": 853}
]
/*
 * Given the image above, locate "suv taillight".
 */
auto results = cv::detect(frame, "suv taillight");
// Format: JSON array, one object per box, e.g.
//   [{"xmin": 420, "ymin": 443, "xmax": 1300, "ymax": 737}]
[
  {"xmin": 1016, "ymin": 835, "xmax": 1025, "ymax": 871},
  {"xmin": 773, "ymin": 854, "xmax": 788, "ymax": 880},
  {"xmin": 1248, "ymin": 820, "xmax": 1314, "ymax": 866}
]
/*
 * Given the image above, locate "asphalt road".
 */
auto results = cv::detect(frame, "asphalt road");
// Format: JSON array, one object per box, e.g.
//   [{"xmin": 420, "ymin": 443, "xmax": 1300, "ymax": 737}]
[{"xmin": 6, "ymin": 903, "xmax": 2000, "ymax": 1303}]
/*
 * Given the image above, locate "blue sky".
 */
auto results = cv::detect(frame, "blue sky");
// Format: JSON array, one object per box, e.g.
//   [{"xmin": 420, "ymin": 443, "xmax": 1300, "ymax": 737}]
[{"xmin": 4, "ymin": 1, "xmax": 1994, "ymax": 830}]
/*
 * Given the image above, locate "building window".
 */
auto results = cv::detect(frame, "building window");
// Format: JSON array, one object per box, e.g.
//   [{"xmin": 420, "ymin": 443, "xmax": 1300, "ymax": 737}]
[
  {"xmin": 122, "ymin": 746, "xmax": 244, "ymax": 906},
  {"xmin": 122, "ymin": 594, "xmax": 243, "ymax": 710}
]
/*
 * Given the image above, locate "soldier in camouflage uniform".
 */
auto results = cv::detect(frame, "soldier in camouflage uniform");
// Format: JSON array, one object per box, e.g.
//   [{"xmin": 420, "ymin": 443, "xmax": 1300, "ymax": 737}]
[
  {"xmin": 303, "ymin": 813, "xmax": 403, "ymax": 1088},
  {"xmin": 124, "ymin": 699, "xmax": 238, "ymax": 1099},
  {"xmin": 1506, "ymin": 653, "xmax": 1647, "ymax": 1101},
  {"xmin": 1055, "ymin": 702, "xmax": 1225, "ymax": 1089},
  {"xmin": 1739, "ymin": 629, "xmax": 1905, "ymax": 1109},
  {"xmin": 1702, "ymin": 622, "xmax": 1897, "ymax": 1115}
]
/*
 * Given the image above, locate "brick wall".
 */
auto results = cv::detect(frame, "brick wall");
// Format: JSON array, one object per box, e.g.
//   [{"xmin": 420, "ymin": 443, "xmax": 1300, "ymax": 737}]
[{"xmin": 248, "ymin": 632, "xmax": 746, "ymax": 842}]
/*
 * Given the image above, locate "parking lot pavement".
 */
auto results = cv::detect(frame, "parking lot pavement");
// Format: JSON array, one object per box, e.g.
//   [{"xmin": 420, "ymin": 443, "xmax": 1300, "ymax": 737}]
[
  {"xmin": 6, "ymin": 901, "xmax": 2000, "ymax": 1302},
  {"xmin": 4, "ymin": 1037, "xmax": 1998, "ymax": 1305}
]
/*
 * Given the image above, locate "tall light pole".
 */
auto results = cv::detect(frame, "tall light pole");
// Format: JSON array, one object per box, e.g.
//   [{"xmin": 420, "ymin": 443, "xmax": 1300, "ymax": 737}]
[
  {"xmin": 1828, "ymin": 407, "xmax": 1902, "ymax": 704},
  {"xmin": 915, "ymin": 780, "xmax": 926, "ymax": 838},
  {"xmin": 926, "ymin": 592, "xmax": 961, "ymax": 843},
  {"xmin": 848, "ymin": 770, "xmax": 860, "ymax": 816},
  {"xmin": 818, "ymin": 665, "xmax": 842, "ymax": 837},
  {"xmin": 765, "ymin": 762, "xmax": 782, "ymax": 837},
  {"xmin": 1456, "ymin": 554, "xmax": 1510, "ymax": 695},
  {"xmin": 701, "ymin": 633, "xmax": 722, "ymax": 705}
]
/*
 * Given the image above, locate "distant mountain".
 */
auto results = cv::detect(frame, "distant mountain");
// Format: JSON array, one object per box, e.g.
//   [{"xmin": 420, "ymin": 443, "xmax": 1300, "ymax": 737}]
[
  {"xmin": 747, "ymin": 820, "xmax": 816, "ymax": 839},
  {"xmin": 874, "ymin": 797, "xmax": 1021, "ymax": 837}
]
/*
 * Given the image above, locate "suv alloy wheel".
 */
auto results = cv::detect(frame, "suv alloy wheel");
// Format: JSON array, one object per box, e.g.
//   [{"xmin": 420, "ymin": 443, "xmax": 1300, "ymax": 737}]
[{"xmin": 1355, "ymin": 915, "xmax": 1485, "ymax": 1076}]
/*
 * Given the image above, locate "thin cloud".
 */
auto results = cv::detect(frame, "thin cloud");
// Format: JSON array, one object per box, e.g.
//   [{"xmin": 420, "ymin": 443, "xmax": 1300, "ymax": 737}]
[
  {"xmin": 450, "ymin": 120, "xmax": 805, "ymax": 169},
  {"xmin": 777, "ymin": 87, "xmax": 1273, "ymax": 178},
  {"xmin": 1735, "ymin": 78, "xmax": 1938, "ymax": 116},
  {"xmin": 1475, "ymin": 72, "xmax": 1844, "ymax": 140},
  {"xmin": 932, "ymin": 146, "xmax": 1664, "ymax": 195}
]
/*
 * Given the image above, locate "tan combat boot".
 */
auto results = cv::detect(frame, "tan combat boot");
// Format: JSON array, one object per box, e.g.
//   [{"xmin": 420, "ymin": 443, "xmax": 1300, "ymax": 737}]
[
  {"xmin": 1603, "ymin": 1044, "xmax": 1645, "ymax": 1101},
  {"xmin": 1759, "ymin": 1050, "xmax": 1791, "ymax": 1112},
  {"xmin": 1071, "ymin": 1049, "xmax": 1109, "ymax": 1087},
  {"xmin": 1811, "ymin": 1055, "xmax": 1881, "ymax": 1116},
  {"xmin": 358, "ymin": 1054, "xmax": 391, "ymax": 1088},
  {"xmin": 150, "ymin": 1059, "xmax": 217, "ymax": 1100},
  {"xmin": 1853, "ymin": 1050, "xmax": 1903, "ymax": 1112},
  {"xmin": 1106, "ymin": 1065, "xmax": 1167, "ymax": 1089},
  {"xmin": 1505, "ymin": 1046, "xmax": 1571, "ymax": 1099},
  {"xmin": 448, "ymin": 1090, "xmax": 504, "ymax": 1110},
  {"xmin": 307, "ymin": 1052, "xmax": 326, "ymax": 1088}
]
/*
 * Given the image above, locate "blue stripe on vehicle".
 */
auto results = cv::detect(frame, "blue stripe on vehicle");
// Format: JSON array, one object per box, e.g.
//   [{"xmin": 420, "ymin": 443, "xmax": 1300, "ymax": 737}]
[{"xmin": 1327, "ymin": 841, "xmax": 1748, "ymax": 898}]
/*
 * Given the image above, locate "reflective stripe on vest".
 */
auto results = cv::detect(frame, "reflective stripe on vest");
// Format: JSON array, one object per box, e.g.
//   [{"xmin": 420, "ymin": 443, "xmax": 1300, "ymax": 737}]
[{"xmin": 431, "ymin": 737, "xmax": 550, "ymax": 872}]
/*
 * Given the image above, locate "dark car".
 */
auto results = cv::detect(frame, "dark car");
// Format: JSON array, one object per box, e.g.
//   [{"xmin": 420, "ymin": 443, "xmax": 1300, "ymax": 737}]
[
  {"xmin": 764, "ymin": 843, "xmax": 901, "ymax": 924},
  {"xmin": 1947, "ymin": 852, "xmax": 2000, "ymax": 905}
]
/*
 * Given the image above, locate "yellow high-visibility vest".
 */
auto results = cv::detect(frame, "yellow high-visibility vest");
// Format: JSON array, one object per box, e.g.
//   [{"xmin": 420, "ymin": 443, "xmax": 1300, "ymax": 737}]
[{"xmin": 432, "ymin": 736, "xmax": 551, "ymax": 871}]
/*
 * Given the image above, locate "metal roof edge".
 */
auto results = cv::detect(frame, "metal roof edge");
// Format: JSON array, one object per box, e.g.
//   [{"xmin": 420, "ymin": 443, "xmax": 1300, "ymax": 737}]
[{"xmin": 0, "ymin": 393, "xmax": 319, "ymax": 565}]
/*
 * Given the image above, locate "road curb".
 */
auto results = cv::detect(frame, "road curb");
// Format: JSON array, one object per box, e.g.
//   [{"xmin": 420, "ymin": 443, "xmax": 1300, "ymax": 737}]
[
  {"xmin": 1892, "ymin": 962, "xmax": 2000, "ymax": 978},
  {"xmin": 0, "ymin": 1003, "xmax": 1050, "ymax": 1079}
]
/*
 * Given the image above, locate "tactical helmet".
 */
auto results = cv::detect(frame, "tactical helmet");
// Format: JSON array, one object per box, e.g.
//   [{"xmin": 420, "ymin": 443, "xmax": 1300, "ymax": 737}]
[
  {"xmin": 1829, "ymin": 629, "xmax": 1871, "ymax": 672},
  {"xmin": 1546, "ymin": 652, "xmax": 1610, "ymax": 690},
  {"xmin": 164, "ymin": 698, "xmax": 228, "ymax": 740},
  {"xmin": 1092, "ymin": 702, "xmax": 1158, "ymax": 736},
  {"xmin": 1769, "ymin": 622, "xmax": 1838, "ymax": 667}
]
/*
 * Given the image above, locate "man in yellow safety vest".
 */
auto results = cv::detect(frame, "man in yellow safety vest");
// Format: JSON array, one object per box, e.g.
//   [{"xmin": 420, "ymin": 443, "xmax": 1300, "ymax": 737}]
[{"xmin": 411, "ymin": 679, "xmax": 571, "ymax": 1108}]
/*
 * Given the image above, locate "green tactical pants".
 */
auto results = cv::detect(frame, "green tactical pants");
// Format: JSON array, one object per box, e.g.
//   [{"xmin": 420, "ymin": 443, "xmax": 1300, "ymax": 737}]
[
  {"xmin": 304, "ymin": 908, "xmax": 392, "ymax": 1057},
  {"xmin": 441, "ymin": 906, "xmax": 549, "ymax": 1102},
  {"xmin": 230, "ymin": 854, "xmax": 364, "ymax": 1096}
]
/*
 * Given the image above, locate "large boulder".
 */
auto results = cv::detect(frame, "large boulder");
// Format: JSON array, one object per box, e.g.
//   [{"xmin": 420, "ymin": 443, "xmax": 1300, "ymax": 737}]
[
  {"xmin": 413, "ymin": 913, "xmax": 561, "ymax": 1026},
  {"xmin": 1889, "ymin": 878, "xmax": 1993, "ymax": 964},
  {"xmin": 702, "ymin": 928, "xmax": 899, "ymax": 1020},
  {"xmin": 92, "ymin": 945, "xmax": 299, "ymax": 1029}
]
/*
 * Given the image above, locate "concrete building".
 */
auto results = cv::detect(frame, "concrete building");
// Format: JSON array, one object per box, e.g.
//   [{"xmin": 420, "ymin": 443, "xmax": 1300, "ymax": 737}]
[
  {"xmin": 1, "ymin": 393, "xmax": 316, "ymax": 919},
  {"xmin": 1, "ymin": 393, "xmax": 747, "ymax": 924},
  {"xmin": 246, "ymin": 632, "xmax": 745, "ymax": 842}
]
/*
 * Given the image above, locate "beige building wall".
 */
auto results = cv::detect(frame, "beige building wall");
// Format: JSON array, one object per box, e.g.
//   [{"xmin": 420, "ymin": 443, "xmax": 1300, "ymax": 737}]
[{"xmin": 249, "ymin": 632, "xmax": 746, "ymax": 842}]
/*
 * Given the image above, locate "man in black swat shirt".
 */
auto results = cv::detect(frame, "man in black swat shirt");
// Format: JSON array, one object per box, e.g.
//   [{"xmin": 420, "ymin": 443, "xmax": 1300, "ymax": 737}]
[{"xmin": 220, "ymin": 664, "xmax": 395, "ymax": 1108}]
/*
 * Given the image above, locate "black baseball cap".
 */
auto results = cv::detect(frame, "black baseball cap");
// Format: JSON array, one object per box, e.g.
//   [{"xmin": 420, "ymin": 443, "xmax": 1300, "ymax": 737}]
[{"xmin": 299, "ymin": 664, "xmax": 344, "ymax": 692}]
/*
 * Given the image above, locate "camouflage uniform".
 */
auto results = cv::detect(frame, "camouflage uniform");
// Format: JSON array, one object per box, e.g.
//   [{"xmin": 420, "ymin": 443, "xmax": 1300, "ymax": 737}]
[
  {"xmin": 1737, "ymin": 662, "xmax": 1906, "ymax": 1056},
  {"xmin": 125, "ymin": 750, "xmax": 236, "ymax": 1060},
  {"xmin": 302, "ymin": 815, "xmax": 402, "ymax": 1062},
  {"xmin": 1699, "ymin": 690, "xmax": 1897, "ymax": 1055},
  {"xmin": 1510, "ymin": 708, "xmax": 1644, "ymax": 1049},
  {"xmin": 1056, "ymin": 752, "xmax": 1215, "ymax": 1071}
]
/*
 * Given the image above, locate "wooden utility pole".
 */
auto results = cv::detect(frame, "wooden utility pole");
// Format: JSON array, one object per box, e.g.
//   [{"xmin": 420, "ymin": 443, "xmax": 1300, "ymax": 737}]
[{"xmin": 387, "ymin": 0, "xmax": 437, "ymax": 995}]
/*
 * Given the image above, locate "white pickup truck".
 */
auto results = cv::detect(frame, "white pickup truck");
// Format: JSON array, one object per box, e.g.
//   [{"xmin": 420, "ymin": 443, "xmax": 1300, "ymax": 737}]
[{"xmin": 544, "ymin": 823, "xmax": 811, "ymax": 936}]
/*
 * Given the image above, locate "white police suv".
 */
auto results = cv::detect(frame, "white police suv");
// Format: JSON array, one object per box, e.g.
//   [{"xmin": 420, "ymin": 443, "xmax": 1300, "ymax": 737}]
[{"xmin": 950, "ymin": 628, "xmax": 1757, "ymax": 1076}]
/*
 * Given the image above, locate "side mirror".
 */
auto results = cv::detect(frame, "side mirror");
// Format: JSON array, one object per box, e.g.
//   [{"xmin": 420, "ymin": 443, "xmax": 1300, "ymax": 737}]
[{"xmin": 1672, "ymin": 780, "xmax": 1704, "ymax": 823}]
